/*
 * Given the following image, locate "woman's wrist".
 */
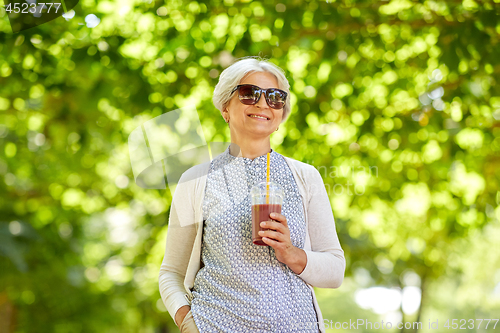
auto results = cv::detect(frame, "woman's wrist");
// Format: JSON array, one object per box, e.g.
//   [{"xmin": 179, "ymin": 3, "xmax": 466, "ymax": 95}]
[
  {"xmin": 175, "ymin": 305, "xmax": 191, "ymax": 327},
  {"xmin": 284, "ymin": 246, "xmax": 307, "ymax": 275}
]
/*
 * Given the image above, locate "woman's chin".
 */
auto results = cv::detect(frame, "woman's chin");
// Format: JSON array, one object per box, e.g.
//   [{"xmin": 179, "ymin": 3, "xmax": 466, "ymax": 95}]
[{"xmin": 239, "ymin": 127, "xmax": 274, "ymax": 137}]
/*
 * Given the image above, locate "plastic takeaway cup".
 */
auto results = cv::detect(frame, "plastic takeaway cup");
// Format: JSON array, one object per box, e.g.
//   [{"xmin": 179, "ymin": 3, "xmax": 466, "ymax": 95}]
[{"xmin": 250, "ymin": 181, "xmax": 284, "ymax": 246}]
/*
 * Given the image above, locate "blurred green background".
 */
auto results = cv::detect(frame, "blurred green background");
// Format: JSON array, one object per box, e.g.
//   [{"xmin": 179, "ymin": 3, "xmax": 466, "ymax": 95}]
[{"xmin": 1, "ymin": 0, "xmax": 500, "ymax": 332}]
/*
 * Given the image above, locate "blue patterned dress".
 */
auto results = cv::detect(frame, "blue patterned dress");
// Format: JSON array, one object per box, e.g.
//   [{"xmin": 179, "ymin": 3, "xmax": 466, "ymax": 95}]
[{"xmin": 190, "ymin": 146, "xmax": 319, "ymax": 332}]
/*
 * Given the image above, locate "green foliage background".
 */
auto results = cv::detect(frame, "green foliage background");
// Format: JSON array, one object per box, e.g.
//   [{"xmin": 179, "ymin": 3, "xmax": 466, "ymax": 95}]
[{"xmin": 1, "ymin": 0, "xmax": 500, "ymax": 332}]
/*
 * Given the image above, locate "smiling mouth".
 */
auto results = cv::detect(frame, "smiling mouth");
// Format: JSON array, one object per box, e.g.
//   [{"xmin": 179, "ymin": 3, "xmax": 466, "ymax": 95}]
[{"xmin": 248, "ymin": 115, "xmax": 270, "ymax": 120}]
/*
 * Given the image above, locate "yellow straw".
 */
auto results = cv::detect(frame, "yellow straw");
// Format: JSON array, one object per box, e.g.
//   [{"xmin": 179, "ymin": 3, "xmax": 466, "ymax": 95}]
[{"xmin": 266, "ymin": 152, "xmax": 270, "ymax": 204}]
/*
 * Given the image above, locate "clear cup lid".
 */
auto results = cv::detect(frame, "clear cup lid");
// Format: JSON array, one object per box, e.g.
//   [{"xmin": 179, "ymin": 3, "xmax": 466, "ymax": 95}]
[{"xmin": 250, "ymin": 181, "xmax": 284, "ymax": 199}]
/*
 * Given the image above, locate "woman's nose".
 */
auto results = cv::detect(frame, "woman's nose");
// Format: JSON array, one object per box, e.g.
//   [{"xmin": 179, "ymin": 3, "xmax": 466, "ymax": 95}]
[{"xmin": 256, "ymin": 92, "xmax": 269, "ymax": 108}]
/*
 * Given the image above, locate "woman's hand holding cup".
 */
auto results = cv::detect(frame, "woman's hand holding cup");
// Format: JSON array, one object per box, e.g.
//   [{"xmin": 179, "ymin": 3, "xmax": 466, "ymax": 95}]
[{"xmin": 259, "ymin": 212, "xmax": 307, "ymax": 275}]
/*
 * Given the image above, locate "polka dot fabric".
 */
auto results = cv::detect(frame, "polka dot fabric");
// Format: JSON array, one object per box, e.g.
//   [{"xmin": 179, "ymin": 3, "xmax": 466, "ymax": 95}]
[{"xmin": 190, "ymin": 146, "xmax": 319, "ymax": 332}]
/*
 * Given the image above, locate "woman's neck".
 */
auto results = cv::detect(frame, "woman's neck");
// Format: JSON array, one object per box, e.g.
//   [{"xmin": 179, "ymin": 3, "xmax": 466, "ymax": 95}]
[{"xmin": 229, "ymin": 142, "xmax": 272, "ymax": 160}]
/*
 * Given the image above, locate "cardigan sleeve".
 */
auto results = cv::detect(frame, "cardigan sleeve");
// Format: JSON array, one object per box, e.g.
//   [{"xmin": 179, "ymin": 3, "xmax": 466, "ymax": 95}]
[
  {"xmin": 297, "ymin": 167, "xmax": 346, "ymax": 288},
  {"xmin": 158, "ymin": 172, "xmax": 197, "ymax": 326}
]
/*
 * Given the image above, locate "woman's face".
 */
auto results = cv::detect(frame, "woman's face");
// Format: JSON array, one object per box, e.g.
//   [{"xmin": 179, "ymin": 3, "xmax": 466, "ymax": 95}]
[{"xmin": 225, "ymin": 71, "xmax": 284, "ymax": 139}]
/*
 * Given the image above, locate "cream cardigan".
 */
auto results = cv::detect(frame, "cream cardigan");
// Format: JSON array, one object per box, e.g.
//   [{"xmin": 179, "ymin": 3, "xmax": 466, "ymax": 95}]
[{"xmin": 158, "ymin": 154, "xmax": 346, "ymax": 332}]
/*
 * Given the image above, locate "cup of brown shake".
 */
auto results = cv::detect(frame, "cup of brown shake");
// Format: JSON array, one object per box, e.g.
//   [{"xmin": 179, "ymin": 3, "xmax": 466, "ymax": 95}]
[{"xmin": 250, "ymin": 181, "xmax": 284, "ymax": 246}]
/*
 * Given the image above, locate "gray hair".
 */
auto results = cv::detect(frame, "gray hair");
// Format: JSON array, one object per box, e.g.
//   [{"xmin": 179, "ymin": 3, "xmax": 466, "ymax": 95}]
[{"xmin": 213, "ymin": 56, "xmax": 291, "ymax": 124}]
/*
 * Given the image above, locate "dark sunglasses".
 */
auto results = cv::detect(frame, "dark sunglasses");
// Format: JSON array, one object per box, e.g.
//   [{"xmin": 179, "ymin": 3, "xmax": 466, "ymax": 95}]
[{"xmin": 230, "ymin": 84, "xmax": 287, "ymax": 110}]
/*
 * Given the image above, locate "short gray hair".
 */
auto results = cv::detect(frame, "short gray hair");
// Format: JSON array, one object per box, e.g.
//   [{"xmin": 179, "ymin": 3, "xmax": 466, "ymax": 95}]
[{"xmin": 213, "ymin": 56, "xmax": 291, "ymax": 124}]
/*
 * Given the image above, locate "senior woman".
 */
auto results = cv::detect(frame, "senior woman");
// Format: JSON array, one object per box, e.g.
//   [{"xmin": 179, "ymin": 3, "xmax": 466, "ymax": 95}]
[{"xmin": 159, "ymin": 57, "xmax": 345, "ymax": 333}]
